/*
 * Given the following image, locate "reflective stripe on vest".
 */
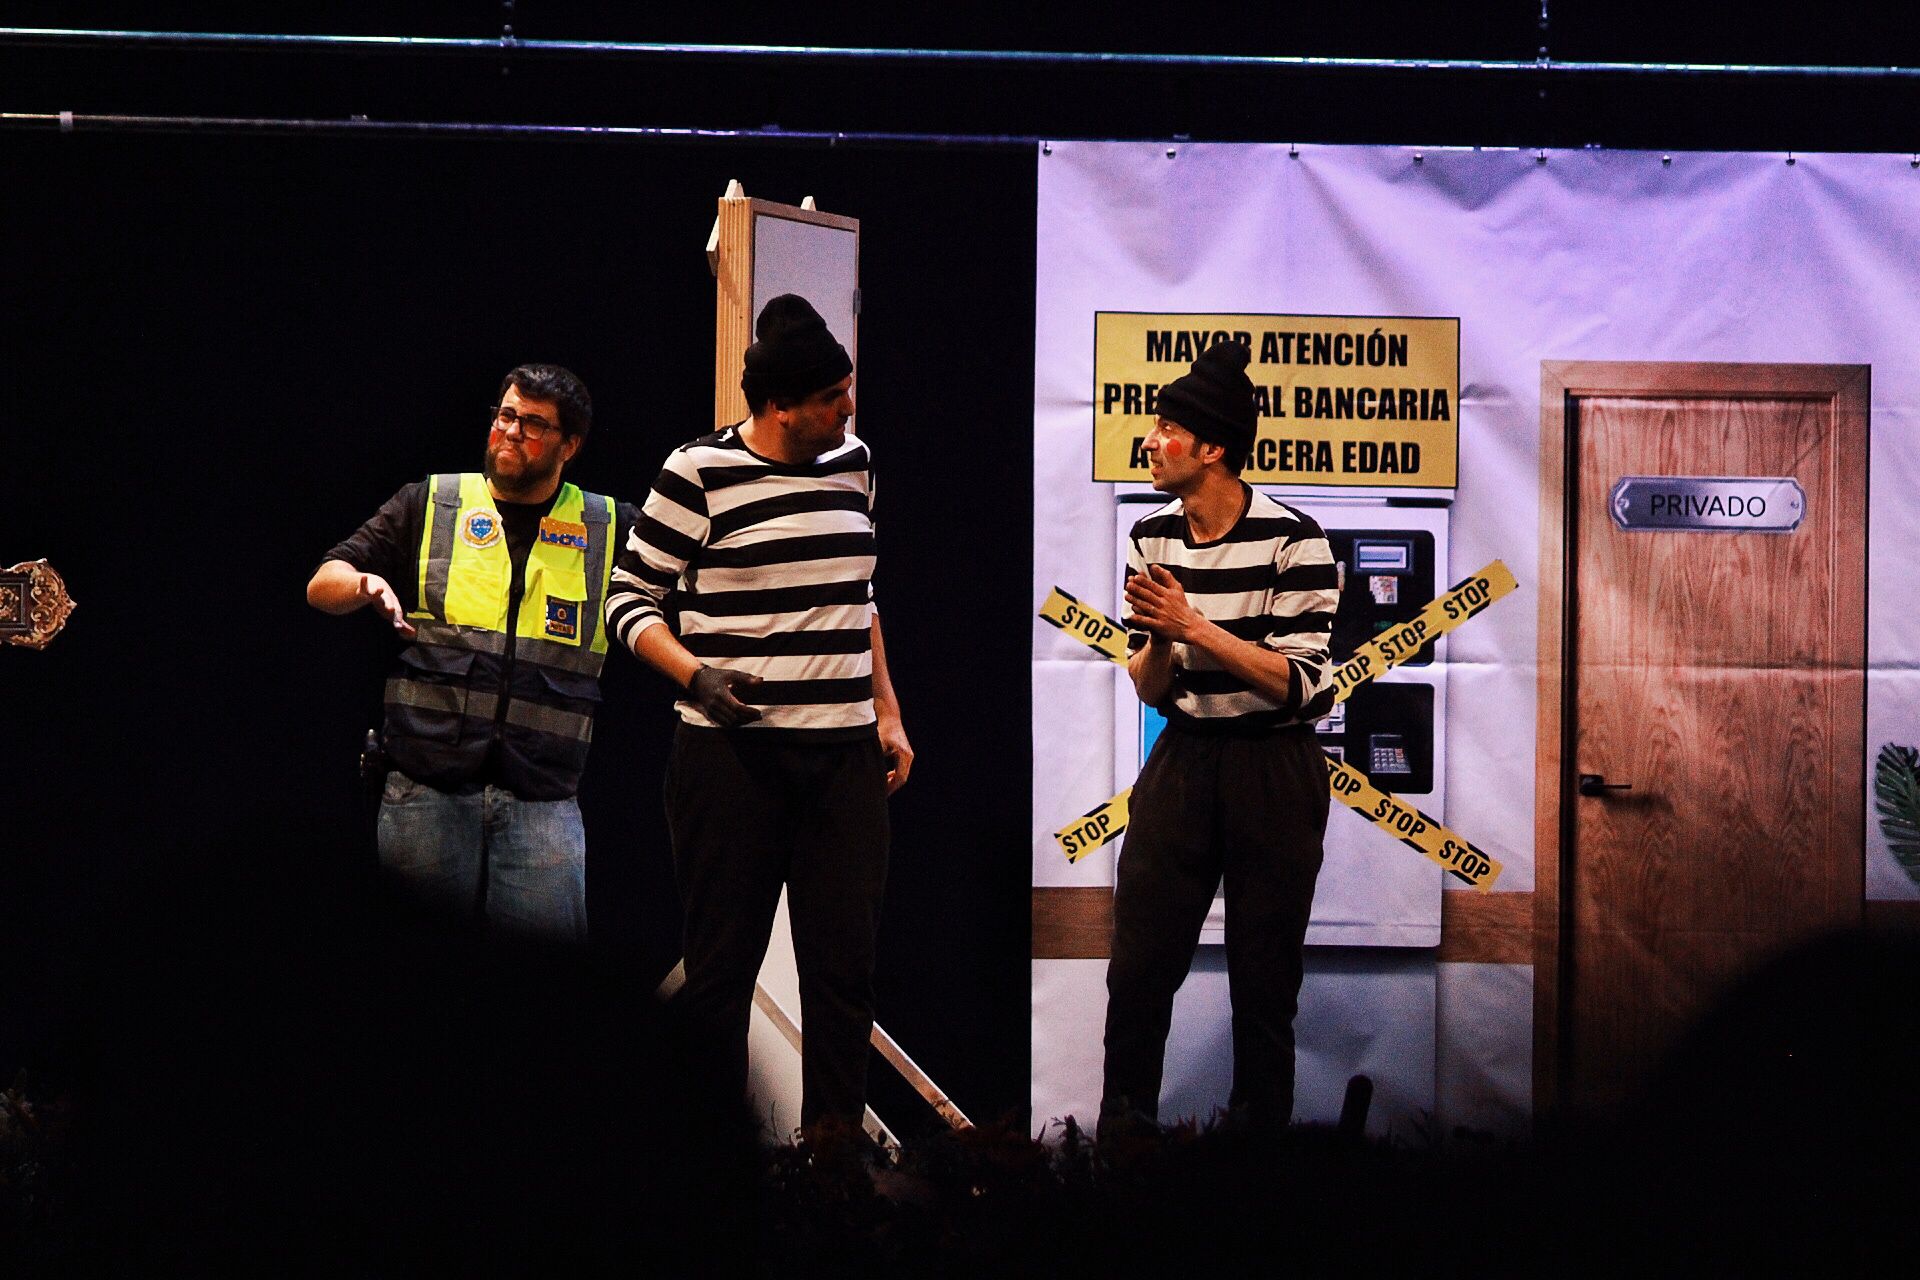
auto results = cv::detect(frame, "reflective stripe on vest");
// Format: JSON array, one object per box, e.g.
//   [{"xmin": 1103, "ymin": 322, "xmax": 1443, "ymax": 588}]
[
  {"xmin": 406, "ymin": 619, "xmax": 605, "ymax": 674},
  {"xmin": 383, "ymin": 679, "xmax": 595, "ymax": 744},
  {"xmin": 420, "ymin": 473, "xmax": 464, "ymax": 620}
]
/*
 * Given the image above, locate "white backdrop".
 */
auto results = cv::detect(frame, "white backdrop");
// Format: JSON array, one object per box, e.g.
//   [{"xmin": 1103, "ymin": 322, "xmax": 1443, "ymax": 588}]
[{"xmin": 1031, "ymin": 142, "xmax": 1920, "ymax": 1137}]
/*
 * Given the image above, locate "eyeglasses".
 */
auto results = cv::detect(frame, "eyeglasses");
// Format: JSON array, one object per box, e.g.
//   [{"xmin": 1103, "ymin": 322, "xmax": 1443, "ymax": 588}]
[{"xmin": 491, "ymin": 405, "xmax": 561, "ymax": 441}]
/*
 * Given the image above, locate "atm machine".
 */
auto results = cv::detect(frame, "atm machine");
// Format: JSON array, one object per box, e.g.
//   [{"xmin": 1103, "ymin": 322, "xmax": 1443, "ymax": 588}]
[{"xmin": 1110, "ymin": 493, "xmax": 1448, "ymax": 1131}]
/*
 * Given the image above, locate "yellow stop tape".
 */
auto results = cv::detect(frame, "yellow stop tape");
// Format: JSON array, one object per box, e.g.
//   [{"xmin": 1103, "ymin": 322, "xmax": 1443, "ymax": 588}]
[
  {"xmin": 1055, "ymin": 765, "xmax": 1499, "ymax": 890},
  {"xmin": 1040, "ymin": 562, "xmax": 1517, "ymax": 686},
  {"xmin": 1038, "ymin": 587, "xmax": 1129, "ymax": 664},
  {"xmin": 1326, "ymin": 757, "xmax": 1502, "ymax": 890},
  {"xmin": 1047, "ymin": 559, "xmax": 1518, "ymax": 888},
  {"xmin": 1056, "ymin": 788, "xmax": 1131, "ymax": 862},
  {"xmin": 1331, "ymin": 561, "xmax": 1517, "ymax": 701}
]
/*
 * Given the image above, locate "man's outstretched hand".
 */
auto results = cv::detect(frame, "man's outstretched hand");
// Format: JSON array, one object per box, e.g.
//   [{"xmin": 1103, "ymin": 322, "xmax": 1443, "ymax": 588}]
[{"xmin": 356, "ymin": 573, "xmax": 417, "ymax": 637}]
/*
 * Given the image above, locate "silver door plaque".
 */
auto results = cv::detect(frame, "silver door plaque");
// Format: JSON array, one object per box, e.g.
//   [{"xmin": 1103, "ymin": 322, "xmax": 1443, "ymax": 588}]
[{"xmin": 1609, "ymin": 476, "xmax": 1805, "ymax": 533}]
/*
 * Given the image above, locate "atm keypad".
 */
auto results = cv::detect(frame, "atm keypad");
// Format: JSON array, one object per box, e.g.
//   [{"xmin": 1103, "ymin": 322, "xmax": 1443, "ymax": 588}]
[{"xmin": 1369, "ymin": 733, "xmax": 1412, "ymax": 777}]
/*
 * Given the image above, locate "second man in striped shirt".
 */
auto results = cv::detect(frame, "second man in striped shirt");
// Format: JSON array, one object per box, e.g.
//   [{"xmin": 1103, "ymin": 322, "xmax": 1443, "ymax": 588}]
[
  {"xmin": 607, "ymin": 294, "xmax": 912, "ymax": 1132},
  {"xmin": 1101, "ymin": 340, "xmax": 1341, "ymax": 1135}
]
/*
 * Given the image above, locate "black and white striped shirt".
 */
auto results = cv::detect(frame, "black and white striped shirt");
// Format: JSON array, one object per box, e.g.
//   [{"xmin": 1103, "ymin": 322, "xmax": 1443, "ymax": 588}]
[
  {"xmin": 1126, "ymin": 486, "xmax": 1340, "ymax": 733},
  {"xmin": 607, "ymin": 426, "xmax": 878, "ymax": 737}
]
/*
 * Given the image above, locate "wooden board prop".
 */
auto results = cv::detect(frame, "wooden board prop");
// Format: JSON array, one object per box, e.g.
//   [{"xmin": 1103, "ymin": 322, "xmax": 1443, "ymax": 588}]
[{"xmin": 709, "ymin": 183, "xmax": 860, "ymax": 429}]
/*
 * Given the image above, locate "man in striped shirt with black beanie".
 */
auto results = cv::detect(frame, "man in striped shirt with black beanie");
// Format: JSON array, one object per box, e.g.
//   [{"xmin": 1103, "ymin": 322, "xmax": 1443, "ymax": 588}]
[
  {"xmin": 607, "ymin": 294, "xmax": 912, "ymax": 1130},
  {"xmin": 1101, "ymin": 340, "xmax": 1340, "ymax": 1135}
]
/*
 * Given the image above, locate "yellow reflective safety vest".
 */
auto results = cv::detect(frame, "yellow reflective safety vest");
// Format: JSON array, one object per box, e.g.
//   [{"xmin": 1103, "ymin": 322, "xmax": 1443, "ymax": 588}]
[{"xmin": 382, "ymin": 473, "xmax": 616, "ymax": 800}]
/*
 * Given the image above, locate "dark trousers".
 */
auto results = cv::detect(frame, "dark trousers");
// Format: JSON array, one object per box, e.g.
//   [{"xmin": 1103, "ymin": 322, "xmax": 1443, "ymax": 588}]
[
  {"xmin": 1101, "ymin": 724, "xmax": 1330, "ymax": 1129},
  {"xmin": 665, "ymin": 724, "xmax": 890, "ymax": 1128}
]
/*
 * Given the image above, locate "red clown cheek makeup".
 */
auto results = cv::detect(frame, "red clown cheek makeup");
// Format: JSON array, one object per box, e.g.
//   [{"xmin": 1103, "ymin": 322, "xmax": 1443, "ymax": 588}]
[
  {"xmin": 489, "ymin": 426, "xmax": 546, "ymax": 460},
  {"xmin": 1163, "ymin": 438, "xmax": 1184, "ymax": 460}
]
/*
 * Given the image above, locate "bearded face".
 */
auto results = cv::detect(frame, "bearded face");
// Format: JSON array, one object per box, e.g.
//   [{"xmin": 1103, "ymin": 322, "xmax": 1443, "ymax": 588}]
[{"xmin": 483, "ymin": 384, "xmax": 574, "ymax": 500}]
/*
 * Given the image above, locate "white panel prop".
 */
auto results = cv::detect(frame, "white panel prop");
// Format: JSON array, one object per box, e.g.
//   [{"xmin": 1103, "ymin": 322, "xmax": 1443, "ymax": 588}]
[
  {"xmin": 745, "ymin": 892, "xmax": 807, "ymax": 1141},
  {"xmin": 746, "ymin": 891, "xmax": 896, "ymax": 1146},
  {"xmin": 1032, "ymin": 954, "xmax": 1437, "ymax": 1138},
  {"xmin": 731, "ymin": 203, "xmax": 890, "ymax": 1142},
  {"xmin": 1035, "ymin": 143, "xmax": 1920, "ymax": 1137},
  {"xmin": 1033, "ymin": 657, "xmax": 1126, "ymax": 887},
  {"xmin": 1030, "ymin": 958, "xmax": 1111, "ymax": 1139},
  {"xmin": 1163, "ymin": 950, "xmax": 1435, "ymax": 1138},
  {"xmin": 1435, "ymin": 962, "xmax": 1533, "ymax": 1138},
  {"xmin": 751, "ymin": 215, "xmax": 858, "ymax": 357},
  {"xmin": 1867, "ymin": 670, "xmax": 1920, "ymax": 902}
]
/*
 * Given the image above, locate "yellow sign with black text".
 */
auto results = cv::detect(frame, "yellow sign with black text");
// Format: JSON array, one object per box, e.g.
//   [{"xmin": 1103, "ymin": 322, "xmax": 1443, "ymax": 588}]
[{"xmin": 1093, "ymin": 312, "xmax": 1460, "ymax": 488}]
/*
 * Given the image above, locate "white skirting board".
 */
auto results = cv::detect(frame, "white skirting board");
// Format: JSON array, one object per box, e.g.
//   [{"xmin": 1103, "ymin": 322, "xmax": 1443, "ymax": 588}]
[{"xmin": 1031, "ymin": 951, "xmax": 1445, "ymax": 1140}]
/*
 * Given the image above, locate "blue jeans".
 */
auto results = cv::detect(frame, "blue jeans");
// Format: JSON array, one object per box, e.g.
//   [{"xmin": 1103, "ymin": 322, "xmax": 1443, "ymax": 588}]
[{"xmin": 376, "ymin": 770, "xmax": 588, "ymax": 942}]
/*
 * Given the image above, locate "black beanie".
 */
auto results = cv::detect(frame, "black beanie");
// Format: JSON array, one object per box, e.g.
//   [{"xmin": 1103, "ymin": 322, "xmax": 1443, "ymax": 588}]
[
  {"xmin": 1154, "ymin": 341, "xmax": 1257, "ymax": 461},
  {"xmin": 740, "ymin": 294, "xmax": 853, "ymax": 406}
]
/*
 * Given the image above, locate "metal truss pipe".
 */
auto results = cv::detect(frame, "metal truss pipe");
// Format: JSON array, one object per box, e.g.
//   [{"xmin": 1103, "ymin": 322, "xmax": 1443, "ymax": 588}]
[
  {"xmin": 6, "ymin": 26, "xmax": 1920, "ymax": 81},
  {"xmin": 0, "ymin": 111, "xmax": 1036, "ymax": 150}
]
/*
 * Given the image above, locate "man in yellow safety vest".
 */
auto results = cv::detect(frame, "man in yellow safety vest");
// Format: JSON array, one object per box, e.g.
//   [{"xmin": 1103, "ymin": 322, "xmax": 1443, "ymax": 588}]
[{"xmin": 307, "ymin": 364, "xmax": 637, "ymax": 940}]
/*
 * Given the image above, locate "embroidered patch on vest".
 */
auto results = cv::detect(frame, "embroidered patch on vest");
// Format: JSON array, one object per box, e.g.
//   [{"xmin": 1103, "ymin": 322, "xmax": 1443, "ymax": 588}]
[
  {"xmin": 460, "ymin": 508, "xmax": 503, "ymax": 549},
  {"xmin": 538, "ymin": 517, "xmax": 590, "ymax": 550},
  {"xmin": 545, "ymin": 596, "xmax": 580, "ymax": 639}
]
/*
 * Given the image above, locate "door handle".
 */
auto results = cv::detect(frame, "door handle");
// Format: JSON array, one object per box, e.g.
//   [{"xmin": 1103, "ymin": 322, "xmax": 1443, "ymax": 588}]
[{"xmin": 1577, "ymin": 773, "xmax": 1633, "ymax": 797}]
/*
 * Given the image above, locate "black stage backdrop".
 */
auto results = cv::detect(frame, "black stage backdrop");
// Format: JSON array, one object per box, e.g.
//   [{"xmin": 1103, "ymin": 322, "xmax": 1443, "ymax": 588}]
[
  {"xmin": 0, "ymin": 132, "xmax": 1035, "ymax": 1131},
  {"xmin": 13, "ymin": 2, "xmax": 1916, "ymax": 1151}
]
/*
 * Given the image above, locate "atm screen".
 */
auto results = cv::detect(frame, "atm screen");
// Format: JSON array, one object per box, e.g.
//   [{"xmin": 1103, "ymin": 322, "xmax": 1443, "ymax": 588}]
[
  {"xmin": 1325, "ymin": 528, "xmax": 1436, "ymax": 665},
  {"xmin": 1353, "ymin": 538, "xmax": 1413, "ymax": 573}
]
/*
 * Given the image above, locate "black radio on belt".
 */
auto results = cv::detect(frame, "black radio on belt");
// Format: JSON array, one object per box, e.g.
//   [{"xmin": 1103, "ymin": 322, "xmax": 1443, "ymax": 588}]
[{"xmin": 359, "ymin": 729, "xmax": 388, "ymax": 791}]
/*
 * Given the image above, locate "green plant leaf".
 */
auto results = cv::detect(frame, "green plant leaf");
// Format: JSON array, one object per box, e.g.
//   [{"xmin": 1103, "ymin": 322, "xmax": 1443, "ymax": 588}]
[{"xmin": 1873, "ymin": 743, "xmax": 1920, "ymax": 886}]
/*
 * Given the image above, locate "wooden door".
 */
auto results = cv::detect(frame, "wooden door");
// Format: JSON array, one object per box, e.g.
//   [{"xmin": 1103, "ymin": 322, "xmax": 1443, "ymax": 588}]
[{"xmin": 1537, "ymin": 363, "xmax": 1867, "ymax": 1115}]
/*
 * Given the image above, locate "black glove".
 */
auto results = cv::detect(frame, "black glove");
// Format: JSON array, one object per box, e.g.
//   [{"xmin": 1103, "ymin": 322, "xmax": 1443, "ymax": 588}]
[{"xmin": 688, "ymin": 665, "xmax": 763, "ymax": 727}]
